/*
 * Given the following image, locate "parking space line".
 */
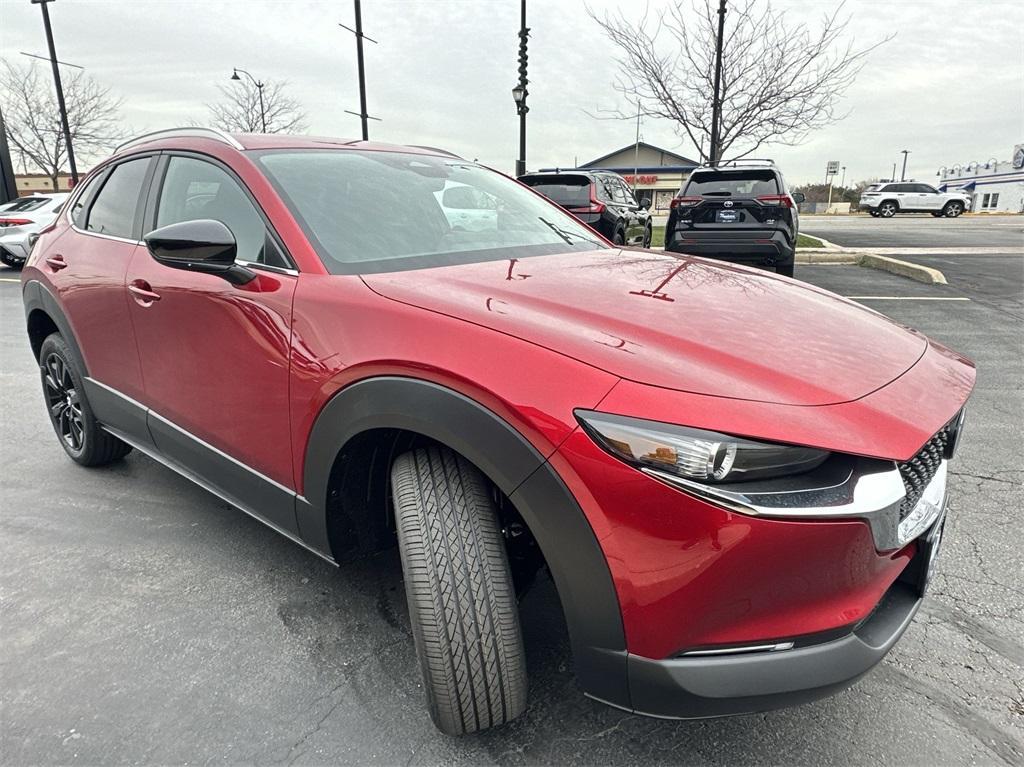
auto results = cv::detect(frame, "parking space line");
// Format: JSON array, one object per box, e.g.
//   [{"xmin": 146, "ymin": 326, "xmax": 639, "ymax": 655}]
[
  {"xmin": 0, "ymin": 278, "xmax": 21, "ymax": 283},
  {"xmin": 844, "ymin": 296, "xmax": 970, "ymax": 301}
]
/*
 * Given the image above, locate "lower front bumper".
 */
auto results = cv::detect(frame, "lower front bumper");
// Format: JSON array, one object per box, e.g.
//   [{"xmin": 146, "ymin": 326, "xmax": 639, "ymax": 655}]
[{"xmin": 619, "ymin": 579, "xmax": 920, "ymax": 719}]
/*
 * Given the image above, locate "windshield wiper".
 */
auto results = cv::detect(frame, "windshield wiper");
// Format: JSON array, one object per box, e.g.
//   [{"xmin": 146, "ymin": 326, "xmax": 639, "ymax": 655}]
[{"xmin": 538, "ymin": 216, "xmax": 602, "ymax": 248}]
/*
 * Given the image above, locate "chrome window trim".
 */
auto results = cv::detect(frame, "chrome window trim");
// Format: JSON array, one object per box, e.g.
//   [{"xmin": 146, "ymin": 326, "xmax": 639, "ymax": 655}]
[
  {"xmin": 644, "ymin": 458, "xmax": 948, "ymax": 552},
  {"xmin": 236, "ymin": 260, "xmax": 299, "ymax": 277}
]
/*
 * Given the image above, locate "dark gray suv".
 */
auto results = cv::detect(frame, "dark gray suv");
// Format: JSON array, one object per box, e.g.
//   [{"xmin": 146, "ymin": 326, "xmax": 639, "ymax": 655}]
[{"xmin": 665, "ymin": 161, "xmax": 804, "ymax": 277}]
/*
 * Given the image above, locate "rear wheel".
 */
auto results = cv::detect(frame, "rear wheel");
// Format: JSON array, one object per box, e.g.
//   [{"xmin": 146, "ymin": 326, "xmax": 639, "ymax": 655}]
[
  {"xmin": 879, "ymin": 201, "xmax": 898, "ymax": 218},
  {"xmin": 642, "ymin": 223, "xmax": 652, "ymax": 249},
  {"xmin": 39, "ymin": 334, "xmax": 132, "ymax": 466},
  {"xmin": 391, "ymin": 447, "xmax": 527, "ymax": 735},
  {"xmin": 931, "ymin": 212, "xmax": 943, "ymax": 217},
  {"xmin": 869, "ymin": 210, "xmax": 881, "ymax": 218},
  {"xmin": 942, "ymin": 201, "xmax": 964, "ymax": 217},
  {"xmin": 613, "ymin": 230, "xmax": 625, "ymax": 246}
]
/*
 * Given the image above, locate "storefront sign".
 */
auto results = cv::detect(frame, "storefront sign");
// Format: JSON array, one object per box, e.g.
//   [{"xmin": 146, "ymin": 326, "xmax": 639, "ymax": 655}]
[{"xmin": 622, "ymin": 174, "xmax": 659, "ymax": 185}]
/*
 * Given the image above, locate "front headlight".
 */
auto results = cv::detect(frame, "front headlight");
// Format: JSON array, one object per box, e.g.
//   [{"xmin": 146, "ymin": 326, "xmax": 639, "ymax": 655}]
[{"xmin": 576, "ymin": 411, "xmax": 829, "ymax": 483}]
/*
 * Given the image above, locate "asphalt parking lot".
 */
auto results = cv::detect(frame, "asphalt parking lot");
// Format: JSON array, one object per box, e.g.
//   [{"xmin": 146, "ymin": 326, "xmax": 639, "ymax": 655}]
[
  {"xmin": 801, "ymin": 213, "xmax": 1024, "ymax": 249},
  {"xmin": 1, "ymin": 254, "xmax": 1022, "ymax": 765}
]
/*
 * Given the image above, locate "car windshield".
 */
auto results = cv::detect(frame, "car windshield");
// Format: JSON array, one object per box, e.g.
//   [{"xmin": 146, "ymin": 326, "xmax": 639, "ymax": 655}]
[
  {"xmin": 254, "ymin": 149, "xmax": 609, "ymax": 274},
  {"xmin": 684, "ymin": 170, "xmax": 779, "ymax": 197}
]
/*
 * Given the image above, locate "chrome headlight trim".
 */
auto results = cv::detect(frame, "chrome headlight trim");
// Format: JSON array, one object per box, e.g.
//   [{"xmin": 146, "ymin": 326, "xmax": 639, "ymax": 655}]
[{"xmin": 644, "ymin": 458, "xmax": 948, "ymax": 552}]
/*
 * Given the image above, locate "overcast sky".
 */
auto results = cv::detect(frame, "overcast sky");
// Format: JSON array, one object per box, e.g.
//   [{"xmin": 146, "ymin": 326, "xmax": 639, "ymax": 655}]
[{"xmin": 2, "ymin": 0, "xmax": 1022, "ymax": 185}]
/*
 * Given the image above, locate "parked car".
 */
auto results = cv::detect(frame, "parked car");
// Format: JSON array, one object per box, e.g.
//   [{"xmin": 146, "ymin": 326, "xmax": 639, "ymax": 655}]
[
  {"xmin": 433, "ymin": 180, "xmax": 498, "ymax": 232},
  {"xmin": 22, "ymin": 129, "xmax": 974, "ymax": 735},
  {"xmin": 518, "ymin": 170, "xmax": 652, "ymax": 247},
  {"xmin": 859, "ymin": 182, "xmax": 970, "ymax": 218},
  {"xmin": 0, "ymin": 193, "xmax": 69, "ymax": 269},
  {"xmin": 665, "ymin": 160, "xmax": 804, "ymax": 277}
]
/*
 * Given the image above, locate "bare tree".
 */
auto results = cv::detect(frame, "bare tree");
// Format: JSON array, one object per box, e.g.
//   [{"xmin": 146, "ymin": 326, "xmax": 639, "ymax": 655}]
[
  {"xmin": 1, "ymin": 59, "xmax": 131, "ymax": 187},
  {"xmin": 207, "ymin": 79, "xmax": 308, "ymax": 134},
  {"xmin": 590, "ymin": 1, "xmax": 892, "ymax": 163}
]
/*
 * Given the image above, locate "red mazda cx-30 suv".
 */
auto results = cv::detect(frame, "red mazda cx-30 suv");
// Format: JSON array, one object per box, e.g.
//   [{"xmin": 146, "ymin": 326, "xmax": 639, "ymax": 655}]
[{"xmin": 22, "ymin": 129, "xmax": 974, "ymax": 735}]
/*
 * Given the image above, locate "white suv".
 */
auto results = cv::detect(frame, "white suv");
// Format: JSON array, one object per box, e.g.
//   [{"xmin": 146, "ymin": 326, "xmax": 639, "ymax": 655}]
[
  {"xmin": 859, "ymin": 182, "xmax": 970, "ymax": 218},
  {"xmin": 0, "ymin": 193, "xmax": 69, "ymax": 268}
]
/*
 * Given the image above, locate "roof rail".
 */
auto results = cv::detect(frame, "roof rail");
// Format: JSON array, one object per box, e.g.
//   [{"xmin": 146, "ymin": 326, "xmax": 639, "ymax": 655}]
[
  {"xmin": 712, "ymin": 158, "xmax": 776, "ymax": 168},
  {"xmin": 115, "ymin": 127, "xmax": 244, "ymax": 154},
  {"xmin": 408, "ymin": 144, "xmax": 464, "ymax": 160}
]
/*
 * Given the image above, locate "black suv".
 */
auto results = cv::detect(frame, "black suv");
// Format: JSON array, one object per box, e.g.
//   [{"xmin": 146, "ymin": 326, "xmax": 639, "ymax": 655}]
[
  {"xmin": 519, "ymin": 170, "xmax": 653, "ymax": 247},
  {"xmin": 665, "ymin": 161, "xmax": 804, "ymax": 277}
]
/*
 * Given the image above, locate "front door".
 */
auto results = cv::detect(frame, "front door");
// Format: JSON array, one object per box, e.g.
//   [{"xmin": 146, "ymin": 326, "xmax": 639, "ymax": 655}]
[{"xmin": 126, "ymin": 153, "xmax": 299, "ymax": 533}]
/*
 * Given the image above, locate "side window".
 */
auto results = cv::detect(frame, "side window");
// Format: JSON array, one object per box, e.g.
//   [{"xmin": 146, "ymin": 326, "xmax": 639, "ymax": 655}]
[
  {"xmin": 617, "ymin": 179, "xmax": 638, "ymax": 206},
  {"xmin": 156, "ymin": 156, "xmax": 287, "ymax": 268},
  {"xmin": 85, "ymin": 158, "xmax": 151, "ymax": 238},
  {"xmin": 595, "ymin": 176, "xmax": 616, "ymax": 203},
  {"xmin": 917, "ymin": 184, "xmax": 938, "ymax": 194}
]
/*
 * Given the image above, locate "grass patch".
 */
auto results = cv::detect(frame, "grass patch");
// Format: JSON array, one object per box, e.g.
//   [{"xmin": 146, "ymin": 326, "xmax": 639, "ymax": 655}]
[
  {"xmin": 797, "ymin": 233, "xmax": 825, "ymax": 249},
  {"xmin": 651, "ymin": 225, "xmax": 666, "ymax": 248}
]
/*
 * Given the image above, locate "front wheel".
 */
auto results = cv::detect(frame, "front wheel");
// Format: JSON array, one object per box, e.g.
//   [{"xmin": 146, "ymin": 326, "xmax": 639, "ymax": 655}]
[
  {"xmin": 391, "ymin": 447, "xmax": 527, "ymax": 735},
  {"xmin": 943, "ymin": 201, "xmax": 964, "ymax": 217},
  {"xmin": 642, "ymin": 224, "xmax": 652, "ymax": 249},
  {"xmin": 0, "ymin": 251, "xmax": 24, "ymax": 270},
  {"xmin": 39, "ymin": 334, "xmax": 132, "ymax": 466},
  {"xmin": 612, "ymin": 230, "xmax": 625, "ymax": 246}
]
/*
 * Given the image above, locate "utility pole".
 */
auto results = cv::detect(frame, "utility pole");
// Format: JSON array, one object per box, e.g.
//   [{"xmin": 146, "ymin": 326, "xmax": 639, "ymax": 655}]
[
  {"xmin": 900, "ymin": 149, "xmax": 910, "ymax": 181},
  {"xmin": 891, "ymin": 162, "xmax": 897, "ymax": 182},
  {"xmin": 339, "ymin": 0, "xmax": 379, "ymax": 140},
  {"xmin": 708, "ymin": 0, "xmax": 727, "ymax": 166},
  {"xmin": 632, "ymin": 101, "xmax": 641, "ymax": 194},
  {"xmin": 31, "ymin": 0, "xmax": 78, "ymax": 184},
  {"xmin": 512, "ymin": 0, "xmax": 529, "ymax": 177},
  {"xmin": 840, "ymin": 165, "xmax": 846, "ymax": 188},
  {"xmin": 0, "ymin": 103, "xmax": 18, "ymax": 204}
]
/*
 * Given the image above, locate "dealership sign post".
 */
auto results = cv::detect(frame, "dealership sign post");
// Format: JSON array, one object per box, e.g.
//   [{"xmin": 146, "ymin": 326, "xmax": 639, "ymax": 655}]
[{"xmin": 826, "ymin": 160, "xmax": 840, "ymax": 208}]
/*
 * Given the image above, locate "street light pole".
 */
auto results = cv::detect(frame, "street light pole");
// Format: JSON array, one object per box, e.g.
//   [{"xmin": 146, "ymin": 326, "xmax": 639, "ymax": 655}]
[
  {"xmin": 513, "ymin": 0, "xmax": 529, "ymax": 177},
  {"xmin": 900, "ymin": 149, "xmax": 910, "ymax": 181},
  {"xmin": 231, "ymin": 68, "xmax": 266, "ymax": 132},
  {"xmin": 31, "ymin": 0, "xmax": 78, "ymax": 184},
  {"xmin": 354, "ymin": 0, "xmax": 369, "ymax": 141},
  {"xmin": 708, "ymin": 0, "xmax": 727, "ymax": 166}
]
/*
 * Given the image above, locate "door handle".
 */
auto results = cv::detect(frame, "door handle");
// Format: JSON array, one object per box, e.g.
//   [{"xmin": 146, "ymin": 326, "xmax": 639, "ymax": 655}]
[
  {"xmin": 45, "ymin": 254, "xmax": 67, "ymax": 271},
  {"xmin": 128, "ymin": 280, "xmax": 161, "ymax": 305}
]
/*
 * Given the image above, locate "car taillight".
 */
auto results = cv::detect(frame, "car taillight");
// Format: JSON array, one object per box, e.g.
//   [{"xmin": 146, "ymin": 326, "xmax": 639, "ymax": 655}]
[
  {"xmin": 0, "ymin": 218, "xmax": 32, "ymax": 227},
  {"xmin": 567, "ymin": 183, "xmax": 606, "ymax": 214},
  {"xmin": 670, "ymin": 196, "xmax": 701, "ymax": 209},
  {"xmin": 756, "ymin": 194, "xmax": 794, "ymax": 208}
]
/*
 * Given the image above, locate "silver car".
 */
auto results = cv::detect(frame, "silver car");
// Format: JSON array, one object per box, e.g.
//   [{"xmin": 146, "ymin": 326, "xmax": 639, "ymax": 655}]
[{"xmin": 0, "ymin": 193, "xmax": 69, "ymax": 269}]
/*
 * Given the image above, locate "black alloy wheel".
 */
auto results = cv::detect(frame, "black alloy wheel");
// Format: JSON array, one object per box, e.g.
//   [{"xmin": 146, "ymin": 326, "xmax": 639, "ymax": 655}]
[{"xmin": 43, "ymin": 351, "xmax": 85, "ymax": 453}]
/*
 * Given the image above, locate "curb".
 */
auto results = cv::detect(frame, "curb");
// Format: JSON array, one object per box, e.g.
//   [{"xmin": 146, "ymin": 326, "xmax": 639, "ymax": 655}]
[
  {"xmin": 858, "ymin": 254, "xmax": 948, "ymax": 284},
  {"xmin": 795, "ymin": 251, "xmax": 859, "ymax": 264}
]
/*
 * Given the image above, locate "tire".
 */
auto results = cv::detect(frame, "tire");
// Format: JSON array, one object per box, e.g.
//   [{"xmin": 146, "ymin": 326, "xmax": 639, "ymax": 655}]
[
  {"xmin": 879, "ymin": 200, "xmax": 898, "ymax": 218},
  {"xmin": 391, "ymin": 447, "xmax": 527, "ymax": 735},
  {"xmin": 642, "ymin": 224, "xmax": 652, "ymax": 249},
  {"xmin": 38, "ymin": 333, "xmax": 132, "ymax": 467},
  {"xmin": 869, "ymin": 210, "xmax": 881, "ymax": 218},
  {"xmin": 943, "ymin": 201, "xmax": 964, "ymax": 217},
  {"xmin": 931, "ymin": 212, "xmax": 943, "ymax": 217},
  {"xmin": 0, "ymin": 251, "xmax": 24, "ymax": 269},
  {"xmin": 613, "ymin": 230, "xmax": 625, "ymax": 246}
]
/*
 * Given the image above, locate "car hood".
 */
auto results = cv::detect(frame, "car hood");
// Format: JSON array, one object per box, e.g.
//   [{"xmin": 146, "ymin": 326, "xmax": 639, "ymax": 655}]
[{"xmin": 361, "ymin": 250, "xmax": 928, "ymax": 406}]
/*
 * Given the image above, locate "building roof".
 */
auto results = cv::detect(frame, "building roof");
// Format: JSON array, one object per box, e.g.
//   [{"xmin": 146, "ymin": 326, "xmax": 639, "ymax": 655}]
[{"xmin": 581, "ymin": 142, "xmax": 699, "ymax": 169}]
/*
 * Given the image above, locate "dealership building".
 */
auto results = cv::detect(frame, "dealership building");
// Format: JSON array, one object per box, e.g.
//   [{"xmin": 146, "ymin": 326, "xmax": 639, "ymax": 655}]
[
  {"xmin": 541, "ymin": 142, "xmax": 699, "ymax": 215},
  {"xmin": 936, "ymin": 144, "xmax": 1024, "ymax": 213}
]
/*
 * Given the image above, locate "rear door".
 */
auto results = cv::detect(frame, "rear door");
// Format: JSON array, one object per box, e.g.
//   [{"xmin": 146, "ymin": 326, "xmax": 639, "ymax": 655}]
[
  {"xmin": 45, "ymin": 155, "xmax": 156, "ymax": 408},
  {"xmin": 681, "ymin": 170, "xmax": 781, "ymax": 228},
  {"xmin": 126, "ymin": 153, "xmax": 300, "ymax": 532}
]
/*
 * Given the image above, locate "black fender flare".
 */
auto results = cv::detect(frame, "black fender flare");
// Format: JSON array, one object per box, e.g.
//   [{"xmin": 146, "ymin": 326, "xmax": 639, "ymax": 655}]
[
  {"xmin": 299, "ymin": 376, "xmax": 630, "ymax": 708},
  {"xmin": 22, "ymin": 279, "xmax": 89, "ymax": 375}
]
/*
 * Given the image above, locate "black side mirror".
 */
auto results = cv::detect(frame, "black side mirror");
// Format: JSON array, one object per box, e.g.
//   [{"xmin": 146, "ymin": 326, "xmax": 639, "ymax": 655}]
[
  {"xmin": 640, "ymin": 198, "xmax": 652, "ymax": 210},
  {"xmin": 144, "ymin": 219, "xmax": 255, "ymax": 285},
  {"xmin": 791, "ymin": 192, "xmax": 806, "ymax": 204}
]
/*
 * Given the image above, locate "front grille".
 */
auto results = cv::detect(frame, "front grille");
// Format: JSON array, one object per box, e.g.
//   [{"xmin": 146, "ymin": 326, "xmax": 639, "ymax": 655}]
[{"xmin": 897, "ymin": 427, "xmax": 950, "ymax": 520}]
